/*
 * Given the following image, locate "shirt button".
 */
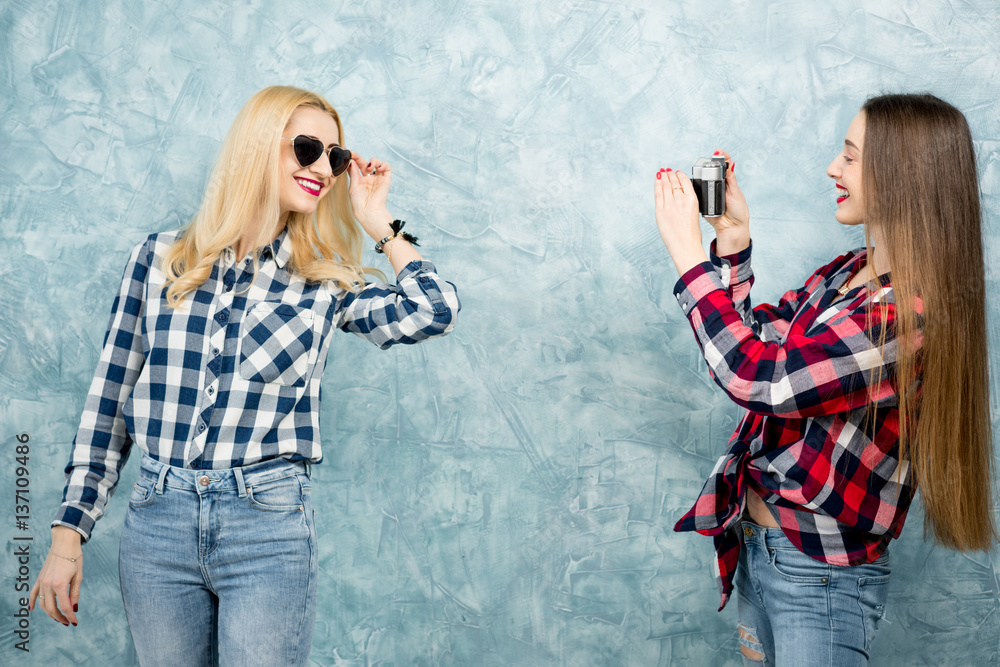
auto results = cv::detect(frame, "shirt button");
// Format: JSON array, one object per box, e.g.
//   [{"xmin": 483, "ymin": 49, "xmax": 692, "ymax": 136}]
[
  {"xmin": 245, "ymin": 259, "xmax": 252, "ymax": 266},
  {"xmin": 199, "ymin": 476, "xmax": 210, "ymax": 486},
  {"xmin": 213, "ymin": 348, "xmax": 220, "ymax": 356},
  {"xmin": 198, "ymin": 423, "xmax": 206, "ymax": 432},
  {"xmin": 207, "ymin": 387, "xmax": 214, "ymax": 395},
  {"xmin": 216, "ymin": 311, "xmax": 228, "ymax": 323}
]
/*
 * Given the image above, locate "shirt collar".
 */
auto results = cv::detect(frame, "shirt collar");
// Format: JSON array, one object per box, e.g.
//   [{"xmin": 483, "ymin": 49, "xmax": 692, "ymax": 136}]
[
  {"xmin": 848, "ymin": 248, "xmax": 891, "ymax": 286},
  {"xmin": 220, "ymin": 229, "xmax": 291, "ymax": 269},
  {"xmin": 267, "ymin": 228, "xmax": 291, "ymax": 269}
]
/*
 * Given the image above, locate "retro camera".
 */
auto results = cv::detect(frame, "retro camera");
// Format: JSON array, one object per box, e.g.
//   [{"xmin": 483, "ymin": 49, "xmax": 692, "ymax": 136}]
[{"xmin": 691, "ymin": 157, "xmax": 729, "ymax": 217}]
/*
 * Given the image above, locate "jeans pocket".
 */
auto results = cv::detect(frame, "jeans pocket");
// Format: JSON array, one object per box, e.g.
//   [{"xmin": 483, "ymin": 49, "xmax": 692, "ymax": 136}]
[
  {"xmin": 768, "ymin": 547, "xmax": 831, "ymax": 585},
  {"xmin": 238, "ymin": 302, "xmax": 316, "ymax": 387},
  {"xmin": 128, "ymin": 480, "xmax": 156, "ymax": 508},
  {"xmin": 246, "ymin": 476, "xmax": 307, "ymax": 512},
  {"xmin": 857, "ymin": 552, "xmax": 892, "ymax": 653},
  {"xmin": 858, "ymin": 576, "xmax": 890, "ymax": 653}
]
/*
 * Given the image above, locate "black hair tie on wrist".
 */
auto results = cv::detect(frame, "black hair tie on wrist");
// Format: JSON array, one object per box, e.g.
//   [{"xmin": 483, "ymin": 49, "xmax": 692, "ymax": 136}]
[
  {"xmin": 376, "ymin": 219, "xmax": 419, "ymax": 254},
  {"xmin": 390, "ymin": 219, "xmax": 419, "ymax": 247}
]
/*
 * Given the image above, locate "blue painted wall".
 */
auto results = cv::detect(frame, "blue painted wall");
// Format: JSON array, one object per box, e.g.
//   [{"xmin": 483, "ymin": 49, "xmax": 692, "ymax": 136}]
[{"xmin": 2, "ymin": 1, "xmax": 999, "ymax": 664}]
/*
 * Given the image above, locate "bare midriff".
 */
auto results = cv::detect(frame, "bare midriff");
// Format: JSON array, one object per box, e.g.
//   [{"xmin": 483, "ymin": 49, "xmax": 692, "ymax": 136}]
[{"xmin": 746, "ymin": 486, "xmax": 780, "ymax": 528}]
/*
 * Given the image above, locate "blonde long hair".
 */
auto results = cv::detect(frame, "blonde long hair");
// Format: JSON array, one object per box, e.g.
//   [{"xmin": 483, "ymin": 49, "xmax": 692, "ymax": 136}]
[
  {"xmin": 162, "ymin": 86, "xmax": 378, "ymax": 305},
  {"xmin": 862, "ymin": 93, "xmax": 996, "ymax": 550}
]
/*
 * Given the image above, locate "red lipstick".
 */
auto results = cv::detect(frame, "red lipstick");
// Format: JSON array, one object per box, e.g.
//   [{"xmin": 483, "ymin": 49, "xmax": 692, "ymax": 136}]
[{"xmin": 836, "ymin": 184, "xmax": 849, "ymax": 204}]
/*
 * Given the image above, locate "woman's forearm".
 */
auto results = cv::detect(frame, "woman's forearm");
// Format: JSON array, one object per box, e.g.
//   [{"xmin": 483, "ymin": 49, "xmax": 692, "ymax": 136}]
[
  {"xmin": 664, "ymin": 239, "xmax": 711, "ymax": 278},
  {"xmin": 714, "ymin": 228, "xmax": 751, "ymax": 257}
]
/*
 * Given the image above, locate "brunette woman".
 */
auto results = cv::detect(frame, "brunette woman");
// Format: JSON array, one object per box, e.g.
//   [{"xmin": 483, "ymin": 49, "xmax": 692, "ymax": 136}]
[
  {"xmin": 29, "ymin": 85, "xmax": 460, "ymax": 665},
  {"xmin": 656, "ymin": 93, "xmax": 994, "ymax": 665}
]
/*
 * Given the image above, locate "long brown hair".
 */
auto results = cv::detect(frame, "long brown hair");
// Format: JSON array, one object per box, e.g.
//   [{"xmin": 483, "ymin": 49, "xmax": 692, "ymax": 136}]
[
  {"xmin": 862, "ymin": 93, "xmax": 995, "ymax": 550},
  {"xmin": 162, "ymin": 86, "xmax": 380, "ymax": 306}
]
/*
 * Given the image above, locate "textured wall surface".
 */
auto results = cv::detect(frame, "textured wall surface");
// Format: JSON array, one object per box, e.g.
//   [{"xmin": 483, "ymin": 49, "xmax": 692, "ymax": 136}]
[{"xmin": 2, "ymin": 1, "xmax": 999, "ymax": 664}]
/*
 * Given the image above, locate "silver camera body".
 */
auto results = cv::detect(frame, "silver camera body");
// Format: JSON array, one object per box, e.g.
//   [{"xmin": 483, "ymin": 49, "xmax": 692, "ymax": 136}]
[{"xmin": 691, "ymin": 157, "xmax": 728, "ymax": 217}]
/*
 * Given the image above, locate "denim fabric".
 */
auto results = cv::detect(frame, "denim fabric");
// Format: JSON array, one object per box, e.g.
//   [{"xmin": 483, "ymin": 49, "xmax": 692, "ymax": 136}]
[
  {"xmin": 119, "ymin": 455, "xmax": 317, "ymax": 666},
  {"xmin": 736, "ymin": 519, "xmax": 891, "ymax": 666}
]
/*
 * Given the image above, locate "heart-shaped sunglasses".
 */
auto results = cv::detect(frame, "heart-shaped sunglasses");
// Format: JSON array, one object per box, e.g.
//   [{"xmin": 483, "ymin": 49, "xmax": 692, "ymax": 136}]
[{"xmin": 282, "ymin": 135, "xmax": 352, "ymax": 176}]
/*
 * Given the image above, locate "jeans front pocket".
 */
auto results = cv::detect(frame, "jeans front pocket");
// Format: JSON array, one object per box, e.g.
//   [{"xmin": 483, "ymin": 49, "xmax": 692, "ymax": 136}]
[
  {"xmin": 239, "ymin": 302, "xmax": 316, "ymax": 387},
  {"xmin": 128, "ymin": 479, "xmax": 156, "ymax": 508},
  {"xmin": 246, "ymin": 475, "xmax": 308, "ymax": 513},
  {"xmin": 768, "ymin": 546, "xmax": 831, "ymax": 586}
]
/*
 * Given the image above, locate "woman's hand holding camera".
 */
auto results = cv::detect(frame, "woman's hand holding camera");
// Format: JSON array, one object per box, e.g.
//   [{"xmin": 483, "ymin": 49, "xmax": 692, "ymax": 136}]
[
  {"xmin": 654, "ymin": 149, "xmax": 750, "ymax": 276},
  {"xmin": 654, "ymin": 167, "xmax": 705, "ymax": 276},
  {"xmin": 704, "ymin": 150, "xmax": 750, "ymax": 255}
]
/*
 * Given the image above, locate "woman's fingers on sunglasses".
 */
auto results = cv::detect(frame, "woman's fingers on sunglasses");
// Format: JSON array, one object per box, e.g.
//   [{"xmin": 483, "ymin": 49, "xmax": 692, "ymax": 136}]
[
  {"xmin": 367, "ymin": 159, "xmax": 390, "ymax": 176},
  {"xmin": 350, "ymin": 154, "xmax": 390, "ymax": 177},
  {"xmin": 350, "ymin": 153, "xmax": 370, "ymax": 174}
]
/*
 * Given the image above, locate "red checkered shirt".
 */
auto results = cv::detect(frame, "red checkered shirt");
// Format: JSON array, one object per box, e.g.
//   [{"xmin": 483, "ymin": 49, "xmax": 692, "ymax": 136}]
[{"xmin": 672, "ymin": 242, "xmax": 915, "ymax": 611}]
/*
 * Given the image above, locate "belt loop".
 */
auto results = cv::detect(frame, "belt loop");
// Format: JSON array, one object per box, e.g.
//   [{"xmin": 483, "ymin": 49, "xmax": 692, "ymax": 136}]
[
  {"xmin": 154, "ymin": 463, "xmax": 169, "ymax": 494},
  {"xmin": 234, "ymin": 467, "xmax": 247, "ymax": 498},
  {"xmin": 303, "ymin": 461, "xmax": 312, "ymax": 478}
]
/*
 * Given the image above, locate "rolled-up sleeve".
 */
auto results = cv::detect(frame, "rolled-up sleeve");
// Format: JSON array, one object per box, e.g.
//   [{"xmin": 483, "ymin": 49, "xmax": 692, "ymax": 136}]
[{"xmin": 336, "ymin": 260, "xmax": 460, "ymax": 349}]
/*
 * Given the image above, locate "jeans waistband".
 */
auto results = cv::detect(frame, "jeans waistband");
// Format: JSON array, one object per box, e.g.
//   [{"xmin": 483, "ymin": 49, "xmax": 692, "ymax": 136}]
[{"xmin": 138, "ymin": 454, "xmax": 310, "ymax": 497}]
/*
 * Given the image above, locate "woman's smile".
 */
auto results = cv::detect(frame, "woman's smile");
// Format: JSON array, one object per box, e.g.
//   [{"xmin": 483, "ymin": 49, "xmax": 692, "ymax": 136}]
[
  {"xmin": 295, "ymin": 177, "xmax": 323, "ymax": 196},
  {"xmin": 836, "ymin": 184, "xmax": 849, "ymax": 204}
]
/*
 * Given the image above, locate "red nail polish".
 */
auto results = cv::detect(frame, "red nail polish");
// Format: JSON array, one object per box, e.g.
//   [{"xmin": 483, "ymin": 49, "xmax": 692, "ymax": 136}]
[
  {"xmin": 73, "ymin": 604, "xmax": 78, "ymax": 612},
  {"xmin": 666, "ymin": 168, "xmax": 672, "ymax": 172},
  {"xmin": 714, "ymin": 151, "xmax": 721, "ymax": 155},
  {"xmin": 656, "ymin": 173, "xmax": 661, "ymax": 179}
]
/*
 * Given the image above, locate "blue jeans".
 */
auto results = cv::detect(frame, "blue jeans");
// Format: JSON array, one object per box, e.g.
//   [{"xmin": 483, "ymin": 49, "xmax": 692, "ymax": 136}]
[
  {"xmin": 119, "ymin": 455, "xmax": 317, "ymax": 666},
  {"xmin": 736, "ymin": 519, "xmax": 891, "ymax": 666}
]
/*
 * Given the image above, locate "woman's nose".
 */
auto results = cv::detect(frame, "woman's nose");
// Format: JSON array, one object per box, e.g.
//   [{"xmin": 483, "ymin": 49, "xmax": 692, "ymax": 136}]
[
  {"xmin": 826, "ymin": 157, "xmax": 839, "ymax": 179},
  {"xmin": 310, "ymin": 153, "xmax": 333, "ymax": 179}
]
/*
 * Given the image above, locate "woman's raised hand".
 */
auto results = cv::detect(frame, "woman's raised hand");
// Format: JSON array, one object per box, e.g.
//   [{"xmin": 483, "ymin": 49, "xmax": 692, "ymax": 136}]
[
  {"xmin": 705, "ymin": 150, "xmax": 750, "ymax": 255},
  {"xmin": 347, "ymin": 152, "xmax": 393, "ymax": 240},
  {"xmin": 654, "ymin": 167, "xmax": 709, "ymax": 277}
]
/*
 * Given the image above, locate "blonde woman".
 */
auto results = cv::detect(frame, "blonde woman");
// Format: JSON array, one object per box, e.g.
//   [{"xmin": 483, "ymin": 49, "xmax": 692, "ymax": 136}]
[
  {"xmin": 30, "ymin": 86, "xmax": 460, "ymax": 665},
  {"xmin": 655, "ymin": 93, "xmax": 994, "ymax": 664}
]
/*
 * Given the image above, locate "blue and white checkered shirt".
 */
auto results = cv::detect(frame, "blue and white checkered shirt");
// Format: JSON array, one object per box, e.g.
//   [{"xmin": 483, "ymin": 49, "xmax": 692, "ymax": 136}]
[{"xmin": 54, "ymin": 229, "xmax": 460, "ymax": 541}]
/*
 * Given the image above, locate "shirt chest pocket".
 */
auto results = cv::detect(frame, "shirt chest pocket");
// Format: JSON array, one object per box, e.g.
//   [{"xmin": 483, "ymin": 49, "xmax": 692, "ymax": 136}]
[{"xmin": 238, "ymin": 302, "xmax": 317, "ymax": 387}]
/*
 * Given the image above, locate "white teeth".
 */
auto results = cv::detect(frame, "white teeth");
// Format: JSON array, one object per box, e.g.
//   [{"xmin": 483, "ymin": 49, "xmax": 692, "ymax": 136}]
[{"xmin": 296, "ymin": 178, "xmax": 320, "ymax": 192}]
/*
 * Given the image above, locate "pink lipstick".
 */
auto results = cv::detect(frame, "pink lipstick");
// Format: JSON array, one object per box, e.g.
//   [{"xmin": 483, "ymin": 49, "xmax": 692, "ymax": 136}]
[{"xmin": 296, "ymin": 177, "xmax": 323, "ymax": 196}]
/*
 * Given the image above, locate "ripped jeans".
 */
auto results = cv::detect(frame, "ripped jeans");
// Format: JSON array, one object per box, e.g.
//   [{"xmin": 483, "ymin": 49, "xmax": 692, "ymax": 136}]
[{"xmin": 736, "ymin": 519, "xmax": 891, "ymax": 666}]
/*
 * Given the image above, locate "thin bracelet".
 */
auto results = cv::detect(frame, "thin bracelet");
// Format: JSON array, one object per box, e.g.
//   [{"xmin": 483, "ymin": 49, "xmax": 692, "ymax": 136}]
[
  {"xmin": 52, "ymin": 553, "xmax": 79, "ymax": 563},
  {"xmin": 383, "ymin": 237, "xmax": 394, "ymax": 263}
]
